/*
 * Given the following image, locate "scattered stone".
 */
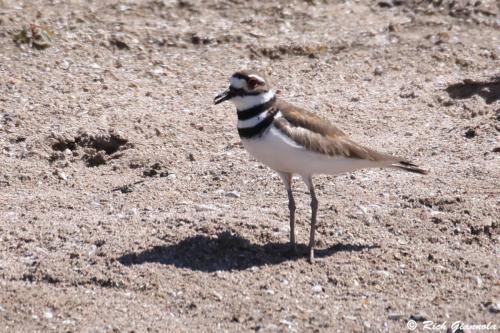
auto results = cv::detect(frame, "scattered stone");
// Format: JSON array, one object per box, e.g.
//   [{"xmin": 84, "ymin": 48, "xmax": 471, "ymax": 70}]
[
  {"xmin": 150, "ymin": 162, "xmax": 162, "ymax": 170},
  {"xmin": 60, "ymin": 60, "xmax": 71, "ymax": 70},
  {"xmin": 142, "ymin": 163, "xmax": 172, "ymax": 178},
  {"xmin": 488, "ymin": 302, "xmax": 500, "ymax": 314},
  {"xmin": 374, "ymin": 270, "xmax": 392, "ymax": 278},
  {"xmin": 119, "ymin": 184, "xmax": 134, "ymax": 193},
  {"xmin": 410, "ymin": 311, "xmax": 428, "ymax": 322},
  {"xmin": 378, "ymin": 1, "xmax": 394, "ymax": 8},
  {"xmin": 212, "ymin": 291, "xmax": 222, "ymax": 301},
  {"xmin": 109, "ymin": 35, "xmax": 130, "ymax": 50},
  {"xmin": 399, "ymin": 90, "xmax": 417, "ymax": 99},
  {"xmin": 374, "ymin": 66, "xmax": 383, "ymax": 76},
  {"xmin": 388, "ymin": 313, "xmax": 405, "ymax": 320},
  {"xmin": 53, "ymin": 169, "xmax": 68, "ymax": 181},
  {"xmin": 264, "ymin": 289, "xmax": 274, "ymax": 295},
  {"xmin": 225, "ymin": 191, "xmax": 240, "ymax": 198},
  {"xmin": 43, "ymin": 310, "xmax": 53, "ymax": 320},
  {"xmin": 464, "ymin": 128, "xmax": 476, "ymax": 139},
  {"xmin": 143, "ymin": 169, "xmax": 158, "ymax": 177},
  {"xmin": 190, "ymin": 33, "xmax": 213, "ymax": 45},
  {"xmin": 112, "ymin": 180, "xmax": 145, "ymax": 193},
  {"xmin": 475, "ymin": 276, "xmax": 483, "ymax": 287},
  {"xmin": 311, "ymin": 285, "xmax": 323, "ymax": 293},
  {"xmin": 194, "ymin": 204, "xmax": 218, "ymax": 212}
]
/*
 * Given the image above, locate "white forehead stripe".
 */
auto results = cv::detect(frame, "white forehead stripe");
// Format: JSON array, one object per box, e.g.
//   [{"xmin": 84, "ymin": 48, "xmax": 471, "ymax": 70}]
[
  {"xmin": 230, "ymin": 77, "xmax": 246, "ymax": 89},
  {"xmin": 248, "ymin": 74, "xmax": 265, "ymax": 84}
]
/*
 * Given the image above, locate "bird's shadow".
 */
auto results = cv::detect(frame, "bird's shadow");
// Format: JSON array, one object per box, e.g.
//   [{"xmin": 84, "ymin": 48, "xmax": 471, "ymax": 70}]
[
  {"xmin": 118, "ymin": 231, "xmax": 379, "ymax": 272},
  {"xmin": 445, "ymin": 78, "xmax": 500, "ymax": 104}
]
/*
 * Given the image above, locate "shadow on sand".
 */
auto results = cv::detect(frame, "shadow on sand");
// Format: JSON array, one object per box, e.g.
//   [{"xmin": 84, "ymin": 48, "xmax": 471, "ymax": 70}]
[{"xmin": 118, "ymin": 232, "xmax": 379, "ymax": 272}]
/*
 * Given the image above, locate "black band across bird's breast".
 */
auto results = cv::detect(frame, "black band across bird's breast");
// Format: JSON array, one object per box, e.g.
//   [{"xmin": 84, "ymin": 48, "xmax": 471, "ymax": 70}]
[
  {"xmin": 237, "ymin": 110, "xmax": 277, "ymax": 138},
  {"xmin": 237, "ymin": 96, "xmax": 276, "ymax": 120}
]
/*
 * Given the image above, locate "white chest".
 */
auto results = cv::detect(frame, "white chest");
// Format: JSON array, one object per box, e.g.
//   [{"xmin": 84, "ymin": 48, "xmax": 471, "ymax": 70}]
[
  {"xmin": 241, "ymin": 125, "xmax": 311, "ymax": 174},
  {"xmin": 241, "ymin": 125, "xmax": 371, "ymax": 176}
]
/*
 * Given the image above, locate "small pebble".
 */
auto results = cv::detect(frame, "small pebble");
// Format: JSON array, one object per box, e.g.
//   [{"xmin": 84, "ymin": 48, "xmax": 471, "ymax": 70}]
[
  {"xmin": 374, "ymin": 66, "xmax": 383, "ymax": 76},
  {"xmin": 225, "ymin": 191, "xmax": 240, "ymax": 198},
  {"xmin": 388, "ymin": 313, "xmax": 404, "ymax": 320},
  {"xmin": 475, "ymin": 276, "xmax": 483, "ymax": 287},
  {"xmin": 410, "ymin": 311, "xmax": 428, "ymax": 322},
  {"xmin": 264, "ymin": 289, "xmax": 274, "ymax": 295},
  {"xmin": 212, "ymin": 291, "xmax": 222, "ymax": 301},
  {"xmin": 61, "ymin": 60, "xmax": 70, "ymax": 70},
  {"xmin": 374, "ymin": 270, "xmax": 392, "ymax": 278},
  {"xmin": 56, "ymin": 170, "xmax": 68, "ymax": 181},
  {"xmin": 464, "ymin": 128, "xmax": 476, "ymax": 139},
  {"xmin": 311, "ymin": 285, "xmax": 323, "ymax": 293},
  {"xmin": 488, "ymin": 302, "xmax": 500, "ymax": 313},
  {"xmin": 43, "ymin": 310, "xmax": 53, "ymax": 320}
]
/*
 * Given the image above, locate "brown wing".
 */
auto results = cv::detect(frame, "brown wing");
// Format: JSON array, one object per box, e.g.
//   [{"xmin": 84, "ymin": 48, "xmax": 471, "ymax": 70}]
[
  {"xmin": 276, "ymin": 100, "xmax": 347, "ymax": 138},
  {"xmin": 275, "ymin": 100, "xmax": 400, "ymax": 162},
  {"xmin": 274, "ymin": 99, "xmax": 428, "ymax": 174}
]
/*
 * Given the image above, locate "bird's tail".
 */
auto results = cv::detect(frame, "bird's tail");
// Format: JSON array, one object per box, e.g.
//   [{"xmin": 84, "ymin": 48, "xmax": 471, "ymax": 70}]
[{"xmin": 390, "ymin": 160, "xmax": 428, "ymax": 175}]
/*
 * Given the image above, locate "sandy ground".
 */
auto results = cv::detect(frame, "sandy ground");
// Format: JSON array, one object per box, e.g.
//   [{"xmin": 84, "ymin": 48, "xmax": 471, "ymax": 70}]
[{"xmin": 0, "ymin": 0, "xmax": 499, "ymax": 332}]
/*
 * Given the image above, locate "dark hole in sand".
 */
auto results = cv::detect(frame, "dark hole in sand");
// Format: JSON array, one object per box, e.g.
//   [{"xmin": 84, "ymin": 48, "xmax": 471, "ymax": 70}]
[{"xmin": 51, "ymin": 132, "xmax": 128, "ymax": 167}]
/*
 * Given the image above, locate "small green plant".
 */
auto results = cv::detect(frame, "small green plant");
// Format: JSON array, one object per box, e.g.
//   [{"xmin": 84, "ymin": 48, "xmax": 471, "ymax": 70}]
[{"xmin": 13, "ymin": 24, "xmax": 53, "ymax": 49}]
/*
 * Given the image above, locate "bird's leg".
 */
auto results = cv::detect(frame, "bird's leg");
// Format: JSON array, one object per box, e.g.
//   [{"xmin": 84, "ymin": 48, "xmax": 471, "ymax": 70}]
[
  {"xmin": 278, "ymin": 172, "xmax": 296, "ymax": 253},
  {"xmin": 303, "ymin": 176, "xmax": 318, "ymax": 263},
  {"xmin": 287, "ymin": 186, "xmax": 296, "ymax": 252}
]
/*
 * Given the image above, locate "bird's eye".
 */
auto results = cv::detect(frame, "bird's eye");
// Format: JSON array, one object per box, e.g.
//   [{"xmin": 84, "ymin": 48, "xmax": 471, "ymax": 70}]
[{"xmin": 248, "ymin": 77, "xmax": 264, "ymax": 89}]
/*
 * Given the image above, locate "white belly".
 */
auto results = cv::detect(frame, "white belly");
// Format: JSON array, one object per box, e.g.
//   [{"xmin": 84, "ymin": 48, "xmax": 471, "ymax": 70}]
[{"xmin": 241, "ymin": 126, "xmax": 377, "ymax": 176}]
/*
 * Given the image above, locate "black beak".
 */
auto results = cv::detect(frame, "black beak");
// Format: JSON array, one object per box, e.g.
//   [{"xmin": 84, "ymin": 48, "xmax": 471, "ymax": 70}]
[{"xmin": 214, "ymin": 88, "xmax": 232, "ymax": 105}]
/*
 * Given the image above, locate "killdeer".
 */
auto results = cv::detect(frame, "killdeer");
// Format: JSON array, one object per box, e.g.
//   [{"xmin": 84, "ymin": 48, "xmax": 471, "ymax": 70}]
[{"xmin": 214, "ymin": 70, "xmax": 427, "ymax": 262}]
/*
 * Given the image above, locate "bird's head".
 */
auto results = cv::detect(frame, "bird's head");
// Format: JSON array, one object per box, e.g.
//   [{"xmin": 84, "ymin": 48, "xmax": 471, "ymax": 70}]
[{"xmin": 214, "ymin": 71, "xmax": 274, "ymax": 110}]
